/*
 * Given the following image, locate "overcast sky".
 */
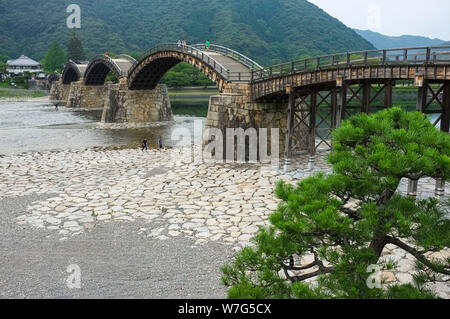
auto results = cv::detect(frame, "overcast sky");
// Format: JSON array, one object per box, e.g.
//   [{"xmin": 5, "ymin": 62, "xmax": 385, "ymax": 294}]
[{"xmin": 307, "ymin": 0, "xmax": 450, "ymax": 41}]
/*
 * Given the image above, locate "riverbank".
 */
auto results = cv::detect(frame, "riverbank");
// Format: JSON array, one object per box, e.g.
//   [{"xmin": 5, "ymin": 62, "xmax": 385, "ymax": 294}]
[
  {"xmin": 0, "ymin": 88, "xmax": 48, "ymax": 100},
  {"xmin": 0, "ymin": 146, "xmax": 449, "ymax": 298}
]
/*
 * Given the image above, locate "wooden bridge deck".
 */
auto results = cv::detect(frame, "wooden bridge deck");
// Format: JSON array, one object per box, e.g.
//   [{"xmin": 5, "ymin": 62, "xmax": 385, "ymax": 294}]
[
  {"xmin": 203, "ymin": 51, "xmax": 252, "ymax": 82},
  {"xmin": 250, "ymin": 45, "xmax": 450, "ymax": 99},
  {"xmin": 252, "ymin": 64, "xmax": 450, "ymax": 99},
  {"xmin": 112, "ymin": 59, "xmax": 134, "ymax": 74}
]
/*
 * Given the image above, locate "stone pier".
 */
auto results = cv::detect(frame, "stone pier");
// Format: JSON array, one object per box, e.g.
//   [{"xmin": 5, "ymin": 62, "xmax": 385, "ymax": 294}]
[
  {"xmin": 49, "ymin": 80, "xmax": 71, "ymax": 105},
  {"xmin": 204, "ymin": 83, "xmax": 287, "ymax": 158},
  {"xmin": 101, "ymin": 83, "xmax": 173, "ymax": 123},
  {"xmin": 66, "ymin": 80, "xmax": 108, "ymax": 109}
]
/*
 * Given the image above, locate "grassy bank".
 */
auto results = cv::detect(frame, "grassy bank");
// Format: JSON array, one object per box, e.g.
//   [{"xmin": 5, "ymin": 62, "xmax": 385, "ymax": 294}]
[{"xmin": 0, "ymin": 88, "xmax": 48, "ymax": 99}]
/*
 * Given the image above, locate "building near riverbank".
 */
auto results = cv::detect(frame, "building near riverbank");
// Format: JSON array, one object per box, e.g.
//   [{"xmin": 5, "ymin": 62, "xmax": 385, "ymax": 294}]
[{"xmin": 6, "ymin": 55, "xmax": 43, "ymax": 76}]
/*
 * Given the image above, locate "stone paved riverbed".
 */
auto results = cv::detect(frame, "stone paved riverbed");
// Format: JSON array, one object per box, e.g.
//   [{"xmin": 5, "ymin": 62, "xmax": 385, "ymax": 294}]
[{"xmin": 0, "ymin": 147, "xmax": 449, "ymax": 298}]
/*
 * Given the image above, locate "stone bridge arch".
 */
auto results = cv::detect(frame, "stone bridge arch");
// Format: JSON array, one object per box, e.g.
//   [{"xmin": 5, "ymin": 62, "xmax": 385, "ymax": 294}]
[
  {"xmin": 103, "ymin": 44, "xmax": 265, "ymax": 125},
  {"xmin": 61, "ymin": 61, "xmax": 87, "ymax": 84},
  {"xmin": 84, "ymin": 55, "xmax": 135, "ymax": 86},
  {"xmin": 51, "ymin": 61, "xmax": 87, "ymax": 104}
]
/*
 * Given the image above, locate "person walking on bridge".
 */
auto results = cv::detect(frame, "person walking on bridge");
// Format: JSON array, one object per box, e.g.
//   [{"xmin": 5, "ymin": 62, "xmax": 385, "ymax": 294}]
[{"xmin": 205, "ymin": 40, "xmax": 210, "ymax": 51}]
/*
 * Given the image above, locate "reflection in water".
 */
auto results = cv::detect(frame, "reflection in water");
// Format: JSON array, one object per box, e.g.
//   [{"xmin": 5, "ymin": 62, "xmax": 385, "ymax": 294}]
[
  {"xmin": 0, "ymin": 101, "xmax": 205, "ymax": 156},
  {"xmin": 172, "ymin": 101, "xmax": 209, "ymax": 118}
]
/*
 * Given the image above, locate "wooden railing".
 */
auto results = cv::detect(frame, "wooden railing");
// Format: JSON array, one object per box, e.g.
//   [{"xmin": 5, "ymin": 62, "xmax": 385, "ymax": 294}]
[
  {"xmin": 251, "ymin": 45, "xmax": 450, "ymax": 82},
  {"xmin": 191, "ymin": 43, "xmax": 263, "ymax": 71}
]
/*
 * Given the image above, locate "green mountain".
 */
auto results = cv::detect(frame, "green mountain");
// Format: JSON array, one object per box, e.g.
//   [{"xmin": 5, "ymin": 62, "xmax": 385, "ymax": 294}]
[
  {"xmin": 354, "ymin": 29, "xmax": 446, "ymax": 49},
  {"xmin": 0, "ymin": 0, "xmax": 374, "ymax": 66}
]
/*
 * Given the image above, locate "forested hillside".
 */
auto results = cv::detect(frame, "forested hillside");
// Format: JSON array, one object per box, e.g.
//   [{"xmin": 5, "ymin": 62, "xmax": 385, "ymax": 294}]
[
  {"xmin": 0, "ymin": 0, "xmax": 374, "ymax": 65},
  {"xmin": 354, "ymin": 29, "xmax": 446, "ymax": 49}
]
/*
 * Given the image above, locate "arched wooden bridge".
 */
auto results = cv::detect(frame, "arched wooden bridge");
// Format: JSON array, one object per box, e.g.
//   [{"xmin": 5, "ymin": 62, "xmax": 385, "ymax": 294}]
[
  {"xmin": 84, "ymin": 54, "xmax": 136, "ymax": 85},
  {"xmin": 248, "ymin": 46, "xmax": 450, "ymax": 162},
  {"xmin": 127, "ymin": 43, "xmax": 262, "ymax": 90},
  {"xmin": 61, "ymin": 60, "xmax": 88, "ymax": 84},
  {"xmin": 61, "ymin": 43, "xmax": 262, "ymax": 90},
  {"xmin": 60, "ymin": 44, "xmax": 450, "ymax": 160}
]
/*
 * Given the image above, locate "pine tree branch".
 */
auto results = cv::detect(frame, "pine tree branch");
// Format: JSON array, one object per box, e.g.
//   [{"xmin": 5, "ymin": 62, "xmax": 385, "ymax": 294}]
[
  {"xmin": 289, "ymin": 267, "xmax": 334, "ymax": 282},
  {"xmin": 283, "ymin": 252, "xmax": 334, "ymax": 283},
  {"xmin": 284, "ymin": 260, "xmax": 319, "ymax": 272},
  {"xmin": 386, "ymin": 236, "xmax": 450, "ymax": 275},
  {"xmin": 341, "ymin": 207, "xmax": 361, "ymax": 221}
]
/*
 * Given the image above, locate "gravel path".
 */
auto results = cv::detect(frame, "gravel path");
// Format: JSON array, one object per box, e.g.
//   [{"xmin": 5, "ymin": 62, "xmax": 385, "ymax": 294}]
[{"xmin": 0, "ymin": 194, "xmax": 232, "ymax": 299}]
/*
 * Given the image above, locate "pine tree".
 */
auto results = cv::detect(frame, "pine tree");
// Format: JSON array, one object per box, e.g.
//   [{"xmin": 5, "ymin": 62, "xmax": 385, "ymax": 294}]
[
  {"xmin": 42, "ymin": 41, "xmax": 66, "ymax": 73},
  {"xmin": 0, "ymin": 54, "xmax": 10, "ymax": 64},
  {"xmin": 0, "ymin": 62, "xmax": 7, "ymax": 75},
  {"xmin": 0, "ymin": 54, "xmax": 10, "ymax": 75},
  {"xmin": 66, "ymin": 31, "xmax": 86, "ymax": 61},
  {"xmin": 222, "ymin": 108, "xmax": 450, "ymax": 299}
]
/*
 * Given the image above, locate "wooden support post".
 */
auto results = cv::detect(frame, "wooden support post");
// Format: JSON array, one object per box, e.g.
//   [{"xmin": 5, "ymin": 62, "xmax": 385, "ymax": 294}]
[
  {"xmin": 416, "ymin": 81, "xmax": 428, "ymax": 112},
  {"xmin": 441, "ymin": 82, "xmax": 450, "ymax": 133},
  {"xmin": 309, "ymin": 90, "xmax": 317, "ymax": 170},
  {"xmin": 384, "ymin": 80, "xmax": 393, "ymax": 108},
  {"xmin": 309, "ymin": 90, "xmax": 317, "ymax": 156},
  {"xmin": 362, "ymin": 82, "xmax": 371, "ymax": 113},
  {"xmin": 331, "ymin": 88, "xmax": 338, "ymax": 129},
  {"xmin": 336, "ymin": 83, "xmax": 347, "ymax": 128},
  {"xmin": 284, "ymin": 90, "xmax": 295, "ymax": 172},
  {"xmin": 435, "ymin": 82, "xmax": 450, "ymax": 196}
]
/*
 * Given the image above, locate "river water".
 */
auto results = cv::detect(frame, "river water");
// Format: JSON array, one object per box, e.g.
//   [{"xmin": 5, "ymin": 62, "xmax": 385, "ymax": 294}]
[
  {"xmin": 0, "ymin": 89, "xmax": 441, "ymax": 156},
  {"xmin": 0, "ymin": 100, "xmax": 206, "ymax": 156}
]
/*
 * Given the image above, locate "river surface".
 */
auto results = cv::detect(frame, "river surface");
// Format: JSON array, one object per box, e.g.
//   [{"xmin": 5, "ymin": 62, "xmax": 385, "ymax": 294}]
[
  {"xmin": 0, "ymin": 87, "xmax": 441, "ymax": 156},
  {"xmin": 0, "ymin": 99, "xmax": 207, "ymax": 156}
]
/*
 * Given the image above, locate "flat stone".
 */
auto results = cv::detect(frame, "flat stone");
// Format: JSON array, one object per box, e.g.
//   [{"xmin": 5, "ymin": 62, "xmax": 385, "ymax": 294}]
[
  {"xmin": 63, "ymin": 221, "xmax": 79, "ymax": 228},
  {"xmin": 381, "ymin": 271, "xmax": 397, "ymax": 283},
  {"xmin": 79, "ymin": 217, "xmax": 95, "ymax": 223},
  {"xmin": 397, "ymin": 260, "xmax": 414, "ymax": 273},
  {"xmin": 396, "ymin": 273, "xmax": 414, "ymax": 284},
  {"xmin": 210, "ymin": 234, "xmax": 223, "ymax": 241},
  {"xmin": 196, "ymin": 232, "xmax": 212, "ymax": 239},
  {"xmin": 241, "ymin": 226, "xmax": 259, "ymax": 234},
  {"xmin": 45, "ymin": 217, "xmax": 61, "ymax": 225},
  {"xmin": 97, "ymin": 215, "xmax": 112, "ymax": 221},
  {"xmin": 115, "ymin": 216, "xmax": 135, "ymax": 222},
  {"xmin": 168, "ymin": 231, "xmax": 180, "ymax": 237},
  {"xmin": 238, "ymin": 234, "xmax": 253, "ymax": 242}
]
